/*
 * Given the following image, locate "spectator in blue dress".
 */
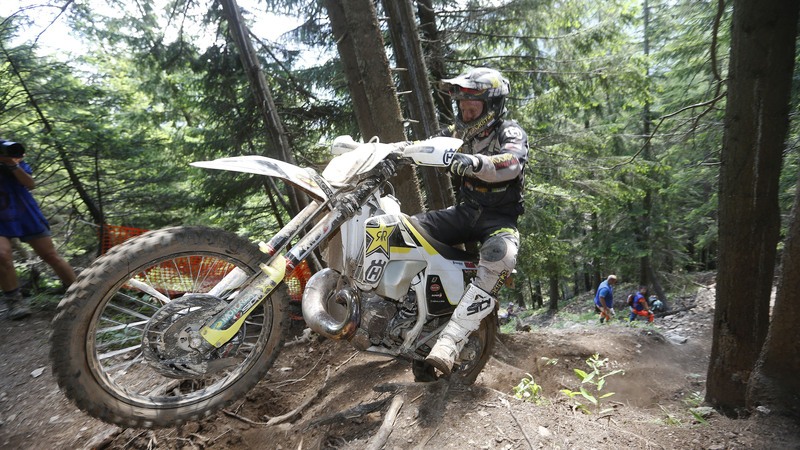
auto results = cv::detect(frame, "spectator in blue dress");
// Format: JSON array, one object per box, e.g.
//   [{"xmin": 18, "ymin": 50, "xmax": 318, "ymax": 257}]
[{"xmin": 1, "ymin": 140, "xmax": 76, "ymax": 319}]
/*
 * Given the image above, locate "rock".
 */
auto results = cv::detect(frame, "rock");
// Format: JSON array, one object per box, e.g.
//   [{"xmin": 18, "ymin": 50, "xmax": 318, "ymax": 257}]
[
  {"xmin": 756, "ymin": 406, "xmax": 771, "ymax": 415},
  {"xmin": 85, "ymin": 426, "xmax": 122, "ymax": 450},
  {"xmin": 666, "ymin": 333, "xmax": 688, "ymax": 344},
  {"xmin": 183, "ymin": 422, "xmax": 201, "ymax": 434},
  {"xmin": 538, "ymin": 426, "xmax": 552, "ymax": 438},
  {"xmin": 30, "ymin": 367, "xmax": 45, "ymax": 378},
  {"xmin": 690, "ymin": 406, "xmax": 716, "ymax": 418}
]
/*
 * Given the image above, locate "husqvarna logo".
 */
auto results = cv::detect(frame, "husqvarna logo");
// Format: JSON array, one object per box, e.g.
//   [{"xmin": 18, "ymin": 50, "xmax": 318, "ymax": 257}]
[
  {"xmin": 443, "ymin": 149, "xmax": 456, "ymax": 165},
  {"xmin": 364, "ymin": 259, "xmax": 387, "ymax": 283}
]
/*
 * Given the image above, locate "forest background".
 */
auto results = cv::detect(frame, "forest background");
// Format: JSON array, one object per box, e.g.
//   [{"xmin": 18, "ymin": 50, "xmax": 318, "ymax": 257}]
[{"xmin": 1, "ymin": 0, "xmax": 798, "ymax": 418}]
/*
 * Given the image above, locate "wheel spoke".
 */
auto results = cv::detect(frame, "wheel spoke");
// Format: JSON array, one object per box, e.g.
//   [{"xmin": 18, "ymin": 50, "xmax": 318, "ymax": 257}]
[
  {"xmin": 93, "ymin": 256, "xmax": 275, "ymax": 403},
  {"xmin": 96, "ymin": 319, "xmax": 148, "ymax": 336},
  {"xmin": 52, "ymin": 227, "xmax": 289, "ymax": 427},
  {"xmin": 99, "ymin": 344, "xmax": 142, "ymax": 360}
]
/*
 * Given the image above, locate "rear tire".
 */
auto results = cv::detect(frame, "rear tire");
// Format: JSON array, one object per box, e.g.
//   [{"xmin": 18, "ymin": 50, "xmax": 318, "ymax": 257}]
[
  {"xmin": 451, "ymin": 312, "xmax": 497, "ymax": 385},
  {"xmin": 50, "ymin": 226, "xmax": 288, "ymax": 428}
]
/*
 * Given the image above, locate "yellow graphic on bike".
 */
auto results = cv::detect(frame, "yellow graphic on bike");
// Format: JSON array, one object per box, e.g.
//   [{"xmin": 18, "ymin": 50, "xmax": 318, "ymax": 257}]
[
  {"xmin": 365, "ymin": 221, "xmax": 395, "ymax": 256},
  {"xmin": 361, "ymin": 219, "xmax": 396, "ymax": 285}
]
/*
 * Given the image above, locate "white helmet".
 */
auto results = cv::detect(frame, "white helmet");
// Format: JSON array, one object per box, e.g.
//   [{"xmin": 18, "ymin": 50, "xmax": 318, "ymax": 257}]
[{"xmin": 440, "ymin": 67, "xmax": 510, "ymax": 140}]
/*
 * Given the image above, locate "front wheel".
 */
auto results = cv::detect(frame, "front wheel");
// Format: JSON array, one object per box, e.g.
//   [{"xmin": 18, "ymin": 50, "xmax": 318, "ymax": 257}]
[{"xmin": 50, "ymin": 226, "xmax": 288, "ymax": 428}]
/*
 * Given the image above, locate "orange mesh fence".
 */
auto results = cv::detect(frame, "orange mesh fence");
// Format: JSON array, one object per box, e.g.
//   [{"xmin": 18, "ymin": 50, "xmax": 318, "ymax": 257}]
[
  {"xmin": 99, "ymin": 224, "xmax": 148, "ymax": 254},
  {"xmin": 285, "ymin": 260, "xmax": 312, "ymax": 321},
  {"xmin": 99, "ymin": 224, "xmax": 313, "ymax": 306}
]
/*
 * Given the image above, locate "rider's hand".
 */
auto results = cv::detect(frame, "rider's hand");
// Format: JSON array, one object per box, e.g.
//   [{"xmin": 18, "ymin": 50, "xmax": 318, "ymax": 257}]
[{"xmin": 450, "ymin": 153, "xmax": 481, "ymax": 177}]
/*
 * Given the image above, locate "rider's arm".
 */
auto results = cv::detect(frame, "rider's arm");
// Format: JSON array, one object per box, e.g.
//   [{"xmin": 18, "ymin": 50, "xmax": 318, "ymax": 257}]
[{"xmin": 471, "ymin": 122, "xmax": 528, "ymax": 183}]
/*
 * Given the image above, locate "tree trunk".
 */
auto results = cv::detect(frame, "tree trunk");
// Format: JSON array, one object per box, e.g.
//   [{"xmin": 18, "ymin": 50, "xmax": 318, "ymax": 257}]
[
  {"xmin": 644, "ymin": 255, "xmax": 667, "ymax": 310},
  {"xmin": 548, "ymin": 273, "xmax": 559, "ymax": 311},
  {"xmin": 323, "ymin": 0, "xmax": 424, "ymax": 215},
  {"xmin": 706, "ymin": 0, "xmax": 796, "ymax": 416},
  {"xmin": 639, "ymin": 0, "xmax": 652, "ymax": 289},
  {"xmin": 383, "ymin": 0, "xmax": 454, "ymax": 212},
  {"xmin": 745, "ymin": 0, "xmax": 800, "ymax": 414},
  {"xmin": 582, "ymin": 263, "xmax": 591, "ymax": 292},
  {"xmin": 220, "ymin": 0, "xmax": 307, "ymax": 217},
  {"xmin": 513, "ymin": 286, "xmax": 526, "ymax": 309},
  {"xmin": 590, "ymin": 212, "xmax": 601, "ymax": 288},
  {"xmin": 415, "ymin": 0, "xmax": 453, "ymax": 125},
  {"xmin": 747, "ymin": 164, "xmax": 800, "ymax": 417}
]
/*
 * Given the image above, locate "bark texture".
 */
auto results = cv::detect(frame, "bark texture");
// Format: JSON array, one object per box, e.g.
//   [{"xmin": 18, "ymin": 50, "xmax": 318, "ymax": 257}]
[
  {"xmin": 706, "ymin": 0, "xmax": 798, "ymax": 416},
  {"xmin": 746, "ymin": 165, "xmax": 800, "ymax": 417},
  {"xmin": 383, "ymin": 0, "xmax": 454, "ymax": 211},
  {"xmin": 323, "ymin": 0, "xmax": 424, "ymax": 214}
]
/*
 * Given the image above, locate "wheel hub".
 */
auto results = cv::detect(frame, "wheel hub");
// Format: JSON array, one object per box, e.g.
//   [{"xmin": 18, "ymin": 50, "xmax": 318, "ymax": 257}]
[
  {"xmin": 142, "ymin": 294, "xmax": 239, "ymax": 378},
  {"xmin": 455, "ymin": 334, "xmax": 483, "ymax": 373}
]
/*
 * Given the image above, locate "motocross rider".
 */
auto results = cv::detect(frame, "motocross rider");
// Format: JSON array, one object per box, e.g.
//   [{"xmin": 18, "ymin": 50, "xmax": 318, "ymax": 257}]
[{"xmin": 414, "ymin": 67, "xmax": 529, "ymax": 379}]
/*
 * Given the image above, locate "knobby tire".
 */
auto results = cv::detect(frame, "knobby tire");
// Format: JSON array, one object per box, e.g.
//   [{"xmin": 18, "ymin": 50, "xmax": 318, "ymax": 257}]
[{"xmin": 50, "ymin": 226, "xmax": 288, "ymax": 428}]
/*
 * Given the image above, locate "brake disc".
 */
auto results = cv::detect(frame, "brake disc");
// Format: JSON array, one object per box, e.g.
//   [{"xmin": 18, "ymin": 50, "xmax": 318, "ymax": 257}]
[{"xmin": 142, "ymin": 294, "xmax": 241, "ymax": 378}]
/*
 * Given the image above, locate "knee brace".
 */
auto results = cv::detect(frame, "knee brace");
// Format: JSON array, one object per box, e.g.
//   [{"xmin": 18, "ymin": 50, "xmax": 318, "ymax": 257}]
[{"xmin": 475, "ymin": 231, "xmax": 519, "ymax": 296}]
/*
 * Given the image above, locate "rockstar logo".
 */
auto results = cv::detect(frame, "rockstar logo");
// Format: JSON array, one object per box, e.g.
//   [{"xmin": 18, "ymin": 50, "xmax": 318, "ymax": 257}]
[{"xmin": 365, "ymin": 221, "xmax": 395, "ymax": 256}]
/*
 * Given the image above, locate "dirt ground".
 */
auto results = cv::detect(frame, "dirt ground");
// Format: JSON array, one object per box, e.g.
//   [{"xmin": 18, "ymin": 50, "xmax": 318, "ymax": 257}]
[{"xmin": 1, "ymin": 285, "xmax": 799, "ymax": 450}]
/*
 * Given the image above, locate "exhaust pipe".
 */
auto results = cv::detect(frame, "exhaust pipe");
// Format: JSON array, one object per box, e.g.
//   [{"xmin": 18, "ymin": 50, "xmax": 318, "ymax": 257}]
[{"xmin": 301, "ymin": 268, "xmax": 359, "ymax": 340}]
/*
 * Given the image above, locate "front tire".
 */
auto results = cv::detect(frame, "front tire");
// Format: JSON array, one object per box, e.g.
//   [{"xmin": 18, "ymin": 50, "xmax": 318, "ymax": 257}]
[{"xmin": 50, "ymin": 226, "xmax": 288, "ymax": 428}]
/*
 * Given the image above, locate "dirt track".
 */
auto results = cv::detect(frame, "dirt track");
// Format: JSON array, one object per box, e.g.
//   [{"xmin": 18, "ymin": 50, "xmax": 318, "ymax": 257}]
[{"xmin": 1, "ymin": 286, "xmax": 799, "ymax": 449}]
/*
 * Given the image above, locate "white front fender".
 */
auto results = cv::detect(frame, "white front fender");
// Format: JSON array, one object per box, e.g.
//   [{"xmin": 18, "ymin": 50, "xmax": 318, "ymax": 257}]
[{"xmin": 191, "ymin": 156, "xmax": 330, "ymax": 201}]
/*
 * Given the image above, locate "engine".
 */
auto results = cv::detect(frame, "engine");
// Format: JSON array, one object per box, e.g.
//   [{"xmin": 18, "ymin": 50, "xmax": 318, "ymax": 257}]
[{"xmin": 349, "ymin": 293, "xmax": 418, "ymax": 351}]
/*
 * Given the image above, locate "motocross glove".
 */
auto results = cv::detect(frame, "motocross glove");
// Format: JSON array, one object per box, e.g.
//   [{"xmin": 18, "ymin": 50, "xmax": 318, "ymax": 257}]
[{"xmin": 450, "ymin": 153, "xmax": 481, "ymax": 177}]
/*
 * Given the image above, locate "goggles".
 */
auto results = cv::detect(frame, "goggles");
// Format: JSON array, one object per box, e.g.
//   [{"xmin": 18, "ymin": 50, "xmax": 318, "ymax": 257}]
[{"xmin": 454, "ymin": 87, "xmax": 487, "ymax": 95}]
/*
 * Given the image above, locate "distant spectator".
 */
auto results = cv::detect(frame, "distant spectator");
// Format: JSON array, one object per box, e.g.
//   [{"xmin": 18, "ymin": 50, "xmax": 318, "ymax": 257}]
[
  {"xmin": 1, "ymin": 139, "xmax": 76, "ymax": 319},
  {"xmin": 629, "ymin": 285, "xmax": 654, "ymax": 323},
  {"xmin": 649, "ymin": 295, "xmax": 664, "ymax": 314},
  {"xmin": 594, "ymin": 274, "xmax": 617, "ymax": 324}
]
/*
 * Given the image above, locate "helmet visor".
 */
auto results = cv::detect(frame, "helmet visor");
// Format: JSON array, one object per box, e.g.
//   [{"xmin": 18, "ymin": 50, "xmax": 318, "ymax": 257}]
[{"xmin": 450, "ymin": 86, "xmax": 490, "ymax": 101}]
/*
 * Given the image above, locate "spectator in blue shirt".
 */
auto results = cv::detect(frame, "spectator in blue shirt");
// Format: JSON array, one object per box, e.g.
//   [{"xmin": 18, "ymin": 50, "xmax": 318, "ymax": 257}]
[
  {"xmin": 629, "ymin": 285, "xmax": 654, "ymax": 323},
  {"xmin": 594, "ymin": 274, "xmax": 617, "ymax": 324}
]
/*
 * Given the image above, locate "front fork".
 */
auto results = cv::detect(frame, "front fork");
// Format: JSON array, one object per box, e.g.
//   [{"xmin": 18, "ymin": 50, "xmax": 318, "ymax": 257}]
[{"xmin": 196, "ymin": 167, "xmax": 391, "ymax": 351}]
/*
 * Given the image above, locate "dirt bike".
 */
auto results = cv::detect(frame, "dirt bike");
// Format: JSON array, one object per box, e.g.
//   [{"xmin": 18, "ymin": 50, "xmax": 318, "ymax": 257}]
[{"xmin": 50, "ymin": 136, "xmax": 498, "ymax": 428}]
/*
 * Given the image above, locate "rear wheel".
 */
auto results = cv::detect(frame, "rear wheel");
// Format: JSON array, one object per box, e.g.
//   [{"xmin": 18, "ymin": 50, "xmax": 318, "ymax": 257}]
[
  {"xmin": 413, "ymin": 313, "xmax": 497, "ymax": 385},
  {"xmin": 452, "ymin": 312, "xmax": 497, "ymax": 384},
  {"xmin": 50, "ymin": 226, "xmax": 288, "ymax": 428}
]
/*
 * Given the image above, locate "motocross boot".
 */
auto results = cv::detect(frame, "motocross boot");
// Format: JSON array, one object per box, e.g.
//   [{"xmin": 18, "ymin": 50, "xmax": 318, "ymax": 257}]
[
  {"xmin": 5, "ymin": 291, "xmax": 31, "ymax": 320},
  {"xmin": 426, "ymin": 283, "xmax": 495, "ymax": 376}
]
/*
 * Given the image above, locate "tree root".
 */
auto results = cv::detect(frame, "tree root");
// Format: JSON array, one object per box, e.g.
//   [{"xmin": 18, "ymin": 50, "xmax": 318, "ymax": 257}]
[
  {"xmin": 303, "ymin": 397, "xmax": 391, "ymax": 431},
  {"xmin": 224, "ymin": 366, "xmax": 331, "ymax": 426},
  {"xmin": 655, "ymin": 305, "xmax": 696, "ymax": 318},
  {"xmin": 366, "ymin": 394, "xmax": 404, "ymax": 450}
]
